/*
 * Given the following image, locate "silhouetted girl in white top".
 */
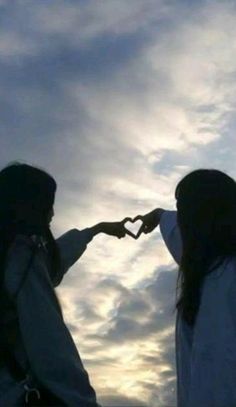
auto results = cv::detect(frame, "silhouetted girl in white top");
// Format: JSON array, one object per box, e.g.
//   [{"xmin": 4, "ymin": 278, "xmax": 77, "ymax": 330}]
[{"xmin": 136, "ymin": 169, "xmax": 236, "ymax": 407}]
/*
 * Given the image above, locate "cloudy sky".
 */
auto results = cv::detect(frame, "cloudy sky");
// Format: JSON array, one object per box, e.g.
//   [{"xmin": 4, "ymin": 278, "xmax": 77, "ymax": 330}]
[{"xmin": 1, "ymin": 0, "xmax": 236, "ymax": 405}]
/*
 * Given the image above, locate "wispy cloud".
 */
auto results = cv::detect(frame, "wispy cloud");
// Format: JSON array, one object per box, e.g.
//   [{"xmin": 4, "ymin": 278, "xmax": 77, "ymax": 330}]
[{"xmin": 1, "ymin": 0, "xmax": 236, "ymax": 405}]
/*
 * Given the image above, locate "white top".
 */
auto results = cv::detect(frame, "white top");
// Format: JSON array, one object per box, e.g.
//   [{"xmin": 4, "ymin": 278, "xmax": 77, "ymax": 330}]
[
  {"xmin": 159, "ymin": 210, "xmax": 236, "ymax": 407},
  {"xmin": 0, "ymin": 228, "xmax": 100, "ymax": 407}
]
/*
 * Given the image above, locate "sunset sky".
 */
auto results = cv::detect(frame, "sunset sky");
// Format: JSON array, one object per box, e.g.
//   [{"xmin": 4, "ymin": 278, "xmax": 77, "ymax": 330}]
[{"xmin": 1, "ymin": 1, "xmax": 236, "ymax": 406}]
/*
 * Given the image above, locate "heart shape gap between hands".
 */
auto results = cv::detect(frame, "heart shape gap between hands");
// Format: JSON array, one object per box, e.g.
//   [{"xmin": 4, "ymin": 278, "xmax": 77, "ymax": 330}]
[{"xmin": 124, "ymin": 218, "xmax": 143, "ymax": 239}]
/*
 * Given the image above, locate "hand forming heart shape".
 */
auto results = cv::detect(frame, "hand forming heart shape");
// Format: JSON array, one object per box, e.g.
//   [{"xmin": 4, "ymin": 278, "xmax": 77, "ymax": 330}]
[{"xmin": 124, "ymin": 218, "xmax": 144, "ymax": 239}]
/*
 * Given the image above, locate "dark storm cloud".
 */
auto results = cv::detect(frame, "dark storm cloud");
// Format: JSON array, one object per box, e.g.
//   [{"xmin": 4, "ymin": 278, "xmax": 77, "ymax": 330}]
[
  {"xmin": 100, "ymin": 308, "xmax": 175, "ymax": 343},
  {"xmin": 78, "ymin": 269, "xmax": 177, "ymax": 405},
  {"xmin": 115, "ymin": 296, "xmax": 151, "ymax": 318},
  {"xmin": 84, "ymin": 269, "xmax": 177, "ymax": 344},
  {"xmin": 77, "ymin": 301, "xmax": 103, "ymax": 323}
]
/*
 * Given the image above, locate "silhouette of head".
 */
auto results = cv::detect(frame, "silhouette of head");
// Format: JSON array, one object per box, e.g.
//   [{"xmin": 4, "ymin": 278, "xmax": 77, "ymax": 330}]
[
  {"xmin": 175, "ymin": 168, "xmax": 236, "ymax": 249},
  {"xmin": 174, "ymin": 168, "xmax": 236, "ymax": 325},
  {"xmin": 0, "ymin": 162, "xmax": 63, "ymax": 315},
  {"xmin": 0, "ymin": 162, "xmax": 56, "ymax": 236}
]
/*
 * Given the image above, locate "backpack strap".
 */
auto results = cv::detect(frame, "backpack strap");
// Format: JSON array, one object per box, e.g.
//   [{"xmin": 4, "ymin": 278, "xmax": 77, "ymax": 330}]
[
  {"xmin": 12, "ymin": 240, "xmax": 38, "ymax": 302},
  {"xmin": 1, "ymin": 237, "xmax": 40, "ymax": 381}
]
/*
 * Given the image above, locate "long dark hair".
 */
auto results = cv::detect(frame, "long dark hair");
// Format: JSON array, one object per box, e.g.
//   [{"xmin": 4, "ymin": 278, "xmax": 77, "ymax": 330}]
[
  {"xmin": 175, "ymin": 169, "xmax": 236, "ymax": 326},
  {"xmin": 0, "ymin": 162, "xmax": 62, "ymax": 315}
]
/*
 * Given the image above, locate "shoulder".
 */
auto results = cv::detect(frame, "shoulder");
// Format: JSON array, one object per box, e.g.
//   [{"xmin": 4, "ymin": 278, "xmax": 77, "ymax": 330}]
[
  {"xmin": 56, "ymin": 228, "xmax": 93, "ymax": 247},
  {"xmin": 159, "ymin": 210, "xmax": 179, "ymax": 238},
  {"xmin": 160, "ymin": 209, "xmax": 177, "ymax": 222}
]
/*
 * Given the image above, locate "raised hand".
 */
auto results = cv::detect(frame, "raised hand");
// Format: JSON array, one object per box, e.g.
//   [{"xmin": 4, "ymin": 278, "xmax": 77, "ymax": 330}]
[
  {"xmin": 133, "ymin": 208, "xmax": 164, "ymax": 239},
  {"xmin": 100, "ymin": 217, "xmax": 137, "ymax": 239}
]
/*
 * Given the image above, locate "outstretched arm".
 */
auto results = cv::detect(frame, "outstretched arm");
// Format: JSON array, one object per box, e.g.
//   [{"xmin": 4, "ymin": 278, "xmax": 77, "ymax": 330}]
[
  {"xmin": 133, "ymin": 208, "xmax": 182, "ymax": 265},
  {"xmin": 159, "ymin": 210, "xmax": 182, "ymax": 265},
  {"xmin": 4, "ymin": 236, "xmax": 100, "ymax": 406},
  {"xmin": 87, "ymin": 217, "xmax": 136, "ymax": 240},
  {"xmin": 55, "ymin": 217, "xmax": 135, "ymax": 286},
  {"xmin": 133, "ymin": 208, "xmax": 165, "ymax": 239}
]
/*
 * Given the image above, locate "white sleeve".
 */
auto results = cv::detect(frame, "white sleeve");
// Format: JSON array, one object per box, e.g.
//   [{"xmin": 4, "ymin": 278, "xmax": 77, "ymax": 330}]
[
  {"xmin": 5, "ymin": 237, "xmax": 99, "ymax": 406},
  {"xmin": 54, "ymin": 228, "xmax": 94, "ymax": 286},
  {"xmin": 159, "ymin": 210, "xmax": 182, "ymax": 265},
  {"xmin": 186, "ymin": 264, "xmax": 236, "ymax": 407}
]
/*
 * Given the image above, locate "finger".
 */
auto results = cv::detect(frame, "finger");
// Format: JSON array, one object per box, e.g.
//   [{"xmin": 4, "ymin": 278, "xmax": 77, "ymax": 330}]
[
  {"xmin": 132, "ymin": 215, "xmax": 144, "ymax": 222},
  {"xmin": 124, "ymin": 229, "xmax": 136, "ymax": 239},
  {"xmin": 135, "ymin": 224, "xmax": 146, "ymax": 239},
  {"xmin": 116, "ymin": 227, "xmax": 127, "ymax": 237},
  {"xmin": 118, "ymin": 232, "xmax": 127, "ymax": 239},
  {"xmin": 144, "ymin": 225, "xmax": 155, "ymax": 234},
  {"xmin": 121, "ymin": 217, "xmax": 133, "ymax": 225}
]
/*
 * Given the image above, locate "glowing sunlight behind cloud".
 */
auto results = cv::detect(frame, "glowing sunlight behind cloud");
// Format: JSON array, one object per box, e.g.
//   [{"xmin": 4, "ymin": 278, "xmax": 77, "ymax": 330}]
[{"xmin": 1, "ymin": 1, "xmax": 236, "ymax": 405}]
